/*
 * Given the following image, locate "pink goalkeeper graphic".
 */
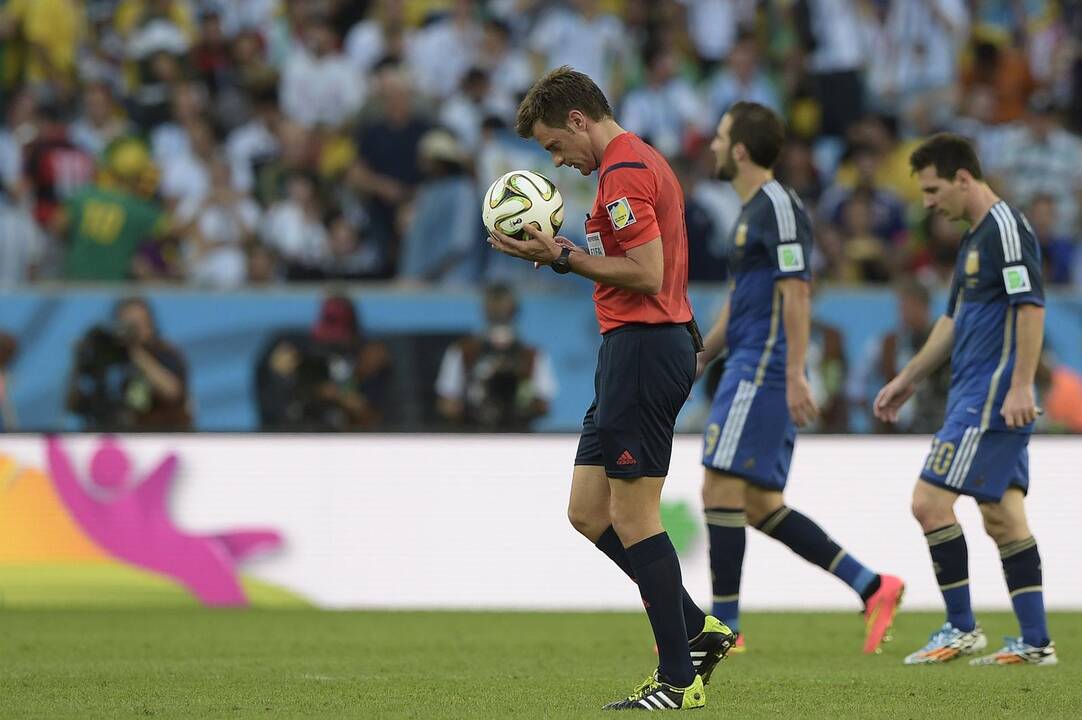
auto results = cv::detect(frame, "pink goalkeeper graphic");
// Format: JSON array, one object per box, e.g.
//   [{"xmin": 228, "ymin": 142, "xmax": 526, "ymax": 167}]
[{"xmin": 46, "ymin": 436, "xmax": 283, "ymax": 606}]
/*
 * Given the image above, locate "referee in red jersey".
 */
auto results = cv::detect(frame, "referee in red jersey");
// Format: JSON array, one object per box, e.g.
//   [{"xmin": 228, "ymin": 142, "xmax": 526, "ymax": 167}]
[{"xmin": 488, "ymin": 66, "xmax": 735, "ymax": 711}]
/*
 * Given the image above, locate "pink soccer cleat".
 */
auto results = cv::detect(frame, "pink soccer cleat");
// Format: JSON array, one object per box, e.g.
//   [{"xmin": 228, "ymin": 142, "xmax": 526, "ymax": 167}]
[{"xmin": 864, "ymin": 574, "xmax": 905, "ymax": 654}]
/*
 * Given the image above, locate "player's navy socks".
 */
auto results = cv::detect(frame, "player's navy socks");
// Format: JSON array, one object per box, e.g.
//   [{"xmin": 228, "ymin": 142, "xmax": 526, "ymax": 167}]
[
  {"xmin": 999, "ymin": 537, "xmax": 1050, "ymax": 647},
  {"xmin": 925, "ymin": 524, "xmax": 975, "ymax": 632},
  {"xmin": 705, "ymin": 507, "xmax": 745, "ymax": 633},
  {"xmin": 595, "ymin": 526, "xmax": 707, "ymax": 638},
  {"xmin": 756, "ymin": 506, "xmax": 876, "ymax": 597},
  {"xmin": 626, "ymin": 532, "xmax": 696, "ymax": 687}
]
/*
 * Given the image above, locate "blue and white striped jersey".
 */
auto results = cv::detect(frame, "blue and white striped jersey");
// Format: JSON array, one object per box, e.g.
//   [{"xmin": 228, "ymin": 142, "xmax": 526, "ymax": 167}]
[
  {"xmin": 945, "ymin": 200, "xmax": 1045, "ymax": 433},
  {"xmin": 724, "ymin": 180, "xmax": 813, "ymax": 388}
]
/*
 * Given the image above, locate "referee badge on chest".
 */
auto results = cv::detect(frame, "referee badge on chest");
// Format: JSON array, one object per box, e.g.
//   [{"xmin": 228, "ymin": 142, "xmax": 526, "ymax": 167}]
[
  {"xmin": 586, "ymin": 231, "xmax": 605, "ymax": 256},
  {"xmin": 965, "ymin": 249, "xmax": 979, "ymax": 275}
]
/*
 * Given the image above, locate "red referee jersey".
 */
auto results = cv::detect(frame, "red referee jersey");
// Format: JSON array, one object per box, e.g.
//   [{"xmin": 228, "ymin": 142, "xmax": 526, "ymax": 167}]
[{"xmin": 586, "ymin": 133, "xmax": 692, "ymax": 333}]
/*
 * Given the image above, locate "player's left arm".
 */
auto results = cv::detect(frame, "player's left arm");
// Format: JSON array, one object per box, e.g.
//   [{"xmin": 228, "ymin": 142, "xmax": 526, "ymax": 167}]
[
  {"xmin": 770, "ymin": 190, "xmax": 818, "ymax": 427},
  {"xmin": 778, "ymin": 278, "xmax": 818, "ymax": 427},
  {"xmin": 1001, "ymin": 210, "xmax": 1046, "ymax": 429}
]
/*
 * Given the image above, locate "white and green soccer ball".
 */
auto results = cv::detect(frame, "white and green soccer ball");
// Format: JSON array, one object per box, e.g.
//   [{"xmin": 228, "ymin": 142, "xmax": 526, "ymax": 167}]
[{"xmin": 482, "ymin": 170, "xmax": 564, "ymax": 240}]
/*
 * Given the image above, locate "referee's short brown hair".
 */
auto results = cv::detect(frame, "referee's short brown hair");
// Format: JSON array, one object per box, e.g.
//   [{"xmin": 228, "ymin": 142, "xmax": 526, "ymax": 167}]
[
  {"xmin": 909, "ymin": 133, "xmax": 984, "ymax": 180},
  {"xmin": 515, "ymin": 66, "xmax": 613, "ymax": 138},
  {"xmin": 726, "ymin": 101, "xmax": 786, "ymax": 169}
]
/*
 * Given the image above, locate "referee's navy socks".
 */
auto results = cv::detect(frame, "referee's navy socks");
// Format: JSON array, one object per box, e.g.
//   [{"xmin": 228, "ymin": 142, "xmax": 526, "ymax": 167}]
[
  {"xmin": 925, "ymin": 523, "xmax": 976, "ymax": 632},
  {"xmin": 999, "ymin": 537, "xmax": 1049, "ymax": 647},
  {"xmin": 704, "ymin": 507, "xmax": 746, "ymax": 633},
  {"xmin": 595, "ymin": 526, "xmax": 707, "ymax": 638},
  {"xmin": 756, "ymin": 506, "xmax": 877, "ymax": 599},
  {"xmin": 626, "ymin": 532, "xmax": 696, "ymax": 687}
]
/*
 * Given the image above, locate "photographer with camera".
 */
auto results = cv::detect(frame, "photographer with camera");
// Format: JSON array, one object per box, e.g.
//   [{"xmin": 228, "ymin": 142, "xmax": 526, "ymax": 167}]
[
  {"xmin": 435, "ymin": 283, "xmax": 557, "ymax": 432},
  {"xmin": 67, "ymin": 297, "xmax": 192, "ymax": 431}
]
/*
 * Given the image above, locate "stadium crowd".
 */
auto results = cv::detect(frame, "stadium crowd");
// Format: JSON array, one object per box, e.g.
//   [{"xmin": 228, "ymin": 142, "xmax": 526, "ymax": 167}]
[
  {"xmin": 2, "ymin": 0, "xmax": 1082, "ymax": 434},
  {"xmin": 0, "ymin": 0, "xmax": 1079, "ymax": 291}
]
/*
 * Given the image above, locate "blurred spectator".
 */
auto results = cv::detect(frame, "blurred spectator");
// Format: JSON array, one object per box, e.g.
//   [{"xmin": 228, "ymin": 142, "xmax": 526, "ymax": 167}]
[
  {"xmin": 862, "ymin": 0, "xmax": 967, "ymax": 122},
  {"xmin": 833, "ymin": 114, "xmax": 922, "ymax": 205},
  {"xmin": 477, "ymin": 18, "xmax": 533, "ymax": 115},
  {"xmin": 912, "ymin": 211, "xmax": 965, "ymax": 286},
  {"xmin": 254, "ymin": 119, "xmax": 315, "ymax": 206},
  {"xmin": 530, "ymin": 0, "xmax": 629, "ymax": 99},
  {"xmin": 260, "ymin": 171, "xmax": 330, "ymax": 278},
  {"xmin": 0, "ymin": 332, "xmax": 17, "ymax": 430},
  {"xmin": 774, "ymin": 139, "xmax": 824, "ymax": 206},
  {"xmin": 159, "ymin": 115, "xmax": 219, "ymax": 211},
  {"xmin": 150, "ymin": 80, "xmax": 208, "ymax": 163},
  {"xmin": 345, "ymin": 0, "xmax": 410, "ymax": 74},
  {"xmin": 1038, "ymin": 351, "xmax": 1082, "ymax": 433},
  {"xmin": 0, "ymin": 193, "xmax": 46, "ymax": 287},
  {"xmin": 0, "ymin": 89, "xmax": 35, "ymax": 198},
  {"xmin": 399, "ymin": 129, "xmax": 481, "ymax": 284},
  {"xmin": 407, "ymin": 0, "xmax": 482, "ymax": 100},
  {"xmin": 321, "ymin": 213, "xmax": 386, "ymax": 281},
  {"xmin": 225, "ymin": 86, "xmax": 281, "ymax": 194},
  {"xmin": 57, "ymin": 138, "xmax": 167, "ymax": 282},
  {"xmin": 960, "ymin": 37, "xmax": 1036, "ymax": 124},
  {"xmin": 0, "ymin": 0, "xmax": 86, "ymax": 95},
  {"xmin": 836, "ymin": 189, "xmax": 893, "ymax": 283},
  {"xmin": 808, "ymin": 317, "xmax": 849, "ymax": 432},
  {"xmin": 255, "ymin": 294, "xmax": 391, "ymax": 431},
  {"xmin": 23, "ymin": 101, "xmax": 96, "ymax": 230},
  {"xmin": 796, "ymin": 0, "xmax": 867, "ymax": 137},
  {"xmin": 177, "ymin": 158, "xmax": 261, "ymax": 288},
  {"xmin": 67, "ymin": 296, "xmax": 191, "ymax": 431},
  {"xmin": 679, "ymin": 0, "xmax": 756, "ymax": 68},
  {"xmin": 435, "ymin": 284, "xmax": 557, "ymax": 431},
  {"xmin": 245, "ymin": 242, "xmax": 280, "ymax": 285},
  {"xmin": 819, "ymin": 143, "xmax": 908, "ymax": 246},
  {"xmin": 70, "ymin": 81, "xmax": 132, "ymax": 158},
  {"xmin": 991, "ymin": 92, "xmax": 1082, "ymax": 239},
  {"xmin": 280, "ymin": 16, "xmax": 364, "ymax": 129},
  {"xmin": 620, "ymin": 44, "xmax": 704, "ymax": 158},
  {"xmin": 440, "ymin": 68, "xmax": 505, "ymax": 154},
  {"xmin": 1026, "ymin": 194, "xmax": 1077, "ymax": 286},
  {"xmin": 674, "ymin": 155, "xmax": 727, "ymax": 282},
  {"xmin": 349, "ymin": 65, "xmax": 431, "ymax": 274},
  {"xmin": 703, "ymin": 31, "xmax": 781, "ymax": 123},
  {"xmin": 865, "ymin": 280, "xmax": 950, "ymax": 433}
]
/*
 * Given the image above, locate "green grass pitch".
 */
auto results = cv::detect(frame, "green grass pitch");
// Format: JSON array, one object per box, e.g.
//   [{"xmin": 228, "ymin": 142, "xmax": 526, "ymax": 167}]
[{"xmin": 1, "ymin": 610, "xmax": 1078, "ymax": 719}]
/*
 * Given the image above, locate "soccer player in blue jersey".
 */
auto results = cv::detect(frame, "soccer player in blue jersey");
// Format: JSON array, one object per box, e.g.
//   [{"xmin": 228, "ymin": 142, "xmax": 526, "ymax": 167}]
[
  {"xmin": 697, "ymin": 102, "xmax": 905, "ymax": 654},
  {"xmin": 876, "ymin": 134, "xmax": 1057, "ymax": 666}
]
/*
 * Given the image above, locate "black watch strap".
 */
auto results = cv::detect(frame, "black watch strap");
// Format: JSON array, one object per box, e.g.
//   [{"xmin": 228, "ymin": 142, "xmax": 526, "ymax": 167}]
[{"xmin": 551, "ymin": 246, "xmax": 573, "ymax": 274}]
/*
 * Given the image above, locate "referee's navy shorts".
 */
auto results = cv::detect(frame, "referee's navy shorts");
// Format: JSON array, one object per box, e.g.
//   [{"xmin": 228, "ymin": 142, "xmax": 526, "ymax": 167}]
[{"xmin": 575, "ymin": 323, "xmax": 697, "ymax": 479}]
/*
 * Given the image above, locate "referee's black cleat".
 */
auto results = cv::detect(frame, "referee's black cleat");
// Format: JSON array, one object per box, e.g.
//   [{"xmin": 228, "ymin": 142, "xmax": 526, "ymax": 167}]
[
  {"xmin": 689, "ymin": 615, "xmax": 737, "ymax": 685},
  {"xmin": 603, "ymin": 671, "xmax": 706, "ymax": 710}
]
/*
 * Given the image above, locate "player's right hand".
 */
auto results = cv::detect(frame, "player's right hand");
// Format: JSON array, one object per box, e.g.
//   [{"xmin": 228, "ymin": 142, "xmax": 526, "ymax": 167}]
[
  {"xmin": 786, "ymin": 374, "xmax": 819, "ymax": 427},
  {"xmin": 873, "ymin": 376, "xmax": 916, "ymax": 424}
]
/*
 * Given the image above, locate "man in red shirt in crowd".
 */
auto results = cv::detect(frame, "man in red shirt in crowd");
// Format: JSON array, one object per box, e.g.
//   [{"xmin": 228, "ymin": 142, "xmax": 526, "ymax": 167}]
[{"xmin": 489, "ymin": 66, "xmax": 735, "ymax": 711}]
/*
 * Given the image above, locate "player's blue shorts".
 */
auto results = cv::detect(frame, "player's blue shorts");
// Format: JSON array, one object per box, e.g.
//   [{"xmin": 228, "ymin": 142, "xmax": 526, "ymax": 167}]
[
  {"xmin": 919, "ymin": 419, "xmax": 1030, "ymax": 502},
  {"xmin": 576, "ymin": 323, "xmax": 696, "ymax": 479},
  {"xmin": 701, "ymin": 375, "xmax": 795, "ymax": 490}
]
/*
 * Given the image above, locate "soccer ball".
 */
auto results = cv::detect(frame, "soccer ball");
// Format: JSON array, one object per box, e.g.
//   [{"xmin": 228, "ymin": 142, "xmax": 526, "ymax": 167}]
[{"xmin": 482, "ymin": 170, "xmax": 564, "ymax": 240}]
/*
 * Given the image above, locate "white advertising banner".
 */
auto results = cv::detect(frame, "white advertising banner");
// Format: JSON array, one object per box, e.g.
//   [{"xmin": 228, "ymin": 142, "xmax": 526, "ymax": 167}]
[{"xmin": 2, "ymin": 435, "xmax": 1079, "ymax": 610}]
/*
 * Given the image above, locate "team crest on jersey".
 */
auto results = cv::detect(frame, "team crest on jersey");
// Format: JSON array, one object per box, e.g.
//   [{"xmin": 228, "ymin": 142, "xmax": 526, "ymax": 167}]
[
  {"xmin": 606, "ymin": 197, "xmax": 636, "ymax": 230},
  {"xmin": 1003, "ymin": 265, "xmax": 1032, "ymax": 294},
  {"xmin": 734, "ymin": 222, "xmax": 748, "ymax": 247},
  {"xmin": 965, "ymin": 249, "xmax": 979, "ymax": 275}
]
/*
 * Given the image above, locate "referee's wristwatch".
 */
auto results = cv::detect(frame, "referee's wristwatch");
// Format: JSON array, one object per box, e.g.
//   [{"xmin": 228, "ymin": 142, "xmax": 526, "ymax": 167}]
[{"xmin": 550, "ymin": 246, "xmax": 573, "ymax": 274}]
